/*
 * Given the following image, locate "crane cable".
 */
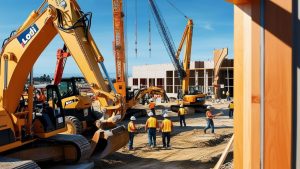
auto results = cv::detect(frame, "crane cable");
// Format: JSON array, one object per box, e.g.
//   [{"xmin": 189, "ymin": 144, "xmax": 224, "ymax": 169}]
[
  {"xmin": 166, "ymin": 0, "xmax": 188, "ymax": 20},
  {"xmin": 134, "ymin": 0, "xmax": 138, "ymax": 58},
  {"xmin": 148, "ymin": 7, "xmax": 152, "ymax": 58}
]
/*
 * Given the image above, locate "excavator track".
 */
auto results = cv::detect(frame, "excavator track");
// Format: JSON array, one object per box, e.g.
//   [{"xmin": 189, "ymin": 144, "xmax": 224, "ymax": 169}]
[
  {"xmin": 48, "ymin": 134, "xmax": 91, "ymax": 162},
  {"xmin": 0, "ymin": 157, "xmax": 40, "ymax": 169},
  {"xmin": 3, "ymin": 134, "xmax": 91, "ymax": 168}
]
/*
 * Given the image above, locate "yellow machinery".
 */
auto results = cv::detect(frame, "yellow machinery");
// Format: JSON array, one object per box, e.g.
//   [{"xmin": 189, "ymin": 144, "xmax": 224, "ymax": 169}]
[
  {"xmin": 148, "ymin": 0, "xmax": 206, "ymax": 112},
  {"xmin": 0, "ymin": 0, "xmax": 128, "ymax": 167},
  {"xmin": 112, "ymin": 0, "xmax": 168, "ymax": 115},
  {"xmin": 57, "ymin": 77, "xmax": 94, "ymax": 134}
]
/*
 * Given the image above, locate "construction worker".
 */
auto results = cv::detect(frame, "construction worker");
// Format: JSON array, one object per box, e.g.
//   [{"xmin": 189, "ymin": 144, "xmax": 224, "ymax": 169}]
[
  {"xmin": 161, "ymin": 113, "xmax": 173, "ymax": 148},
  {"xmin": 149, "ymin": 99, "xmax": 156, "ymax": 115},
  {"xmin": 228, "ymin": 101, "xmax": 234, "ymax": 118},
  {"xmin": 145, "ymin": 112, "xmax": 158, "ymax": 148},
  {"xmin": 204, "ymin": 106, "xmax": 215, "ymax": 134},
  {"xmin": 36, "ymin": 89, "xmax": 46, "ymax": 103},
  {"xmin": 226, "ymin": 91, "xmax": 230, "ymax": 101},
  {"xmin": 128, "ymin": 116, "xmax": 137, "ymax": 150},
  {"xmin": 178, "ymin": 104, "xmax": 187, "ymax": 127}
]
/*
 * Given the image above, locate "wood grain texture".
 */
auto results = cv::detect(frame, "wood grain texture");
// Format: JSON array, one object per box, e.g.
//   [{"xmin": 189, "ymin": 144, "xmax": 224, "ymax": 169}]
[
  {"xmin": 264, "ymin": 0, "xmax": 292, "ymax": 168},
  {"xmin": 233, "ymin": 5, "xmax": 245, "ymax": 169},
  {"xmin": 250, "ymin": 1, "xmax": 261, "ymax": 168}
]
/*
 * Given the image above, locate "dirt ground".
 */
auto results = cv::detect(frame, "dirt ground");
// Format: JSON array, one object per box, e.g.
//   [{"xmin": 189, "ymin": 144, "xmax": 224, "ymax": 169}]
[{"xmin": 94, "ymin": 101, "xmax": 234, "ymax": 169}]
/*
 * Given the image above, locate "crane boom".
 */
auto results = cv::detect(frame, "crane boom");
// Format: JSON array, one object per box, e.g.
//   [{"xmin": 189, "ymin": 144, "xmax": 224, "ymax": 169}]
[
  {"xmin": 148, "ymin": 0, "xmax": 186, "ymax": 80},
  {"xmin": 112, "ymin": 0, "xmax": 127, "ymax": 97}
]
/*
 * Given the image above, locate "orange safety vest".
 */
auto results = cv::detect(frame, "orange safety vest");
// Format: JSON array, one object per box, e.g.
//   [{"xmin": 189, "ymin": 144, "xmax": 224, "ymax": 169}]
[
  {"xmin": 146, "ymin": 117, "xmax": 157, "ymax": 128},
  {"xmin": 149, "ymin": 102, "xmax": 155, "ymax": 109},
  {"xmin": 128, "ymin": 121, "xmax": 136, "ymax": 132},
  {"xmin": 161, "ymin": 119, "xmax": 172, "ymax": 132},
  {"xmin": 206, "ymin": 111, "xmax": 213, "ymax": 119},
  {"xmin": 38, "ymin": 94, "xmax": 46, "ymax": 102},
  {"xmin": 178, "ymin": 108, "xmax": 186, "ymax": 115}
]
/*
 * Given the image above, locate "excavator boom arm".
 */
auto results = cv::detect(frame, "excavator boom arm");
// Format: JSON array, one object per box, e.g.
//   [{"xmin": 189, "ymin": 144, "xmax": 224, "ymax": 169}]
[{"xmin": 0, "ymin": 0, "xmax": 124, "ymax": 125}]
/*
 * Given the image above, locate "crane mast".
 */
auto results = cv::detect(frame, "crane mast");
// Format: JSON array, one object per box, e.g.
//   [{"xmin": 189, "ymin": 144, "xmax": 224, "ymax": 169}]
[{"xmin": 113, "ymin": 0, "xmax": 127, "ymax": 97}]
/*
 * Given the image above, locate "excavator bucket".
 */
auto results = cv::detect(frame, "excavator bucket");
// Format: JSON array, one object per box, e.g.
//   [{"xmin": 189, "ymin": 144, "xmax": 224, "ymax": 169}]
[{"xmin": 90, "ymin": 125, "xmax": 129, "ymax": 159}]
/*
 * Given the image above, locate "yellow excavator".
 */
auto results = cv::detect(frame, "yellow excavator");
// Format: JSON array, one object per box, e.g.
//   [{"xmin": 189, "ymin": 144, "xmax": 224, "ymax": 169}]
[{"xmin": 0, "ymin": 0, "xmax": 128, "ymax": 167}]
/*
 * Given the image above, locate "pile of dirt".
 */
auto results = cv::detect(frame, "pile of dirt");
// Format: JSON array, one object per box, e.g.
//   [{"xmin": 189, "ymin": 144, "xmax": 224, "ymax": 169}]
[{"xmin": 197, "ymin": 133, "xmax": 233, "ymax": 147}]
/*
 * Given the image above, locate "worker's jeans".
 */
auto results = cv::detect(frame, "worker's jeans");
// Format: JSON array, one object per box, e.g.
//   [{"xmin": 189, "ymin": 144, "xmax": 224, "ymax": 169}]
[
  {"xmin": 204, "ymin": 119, "xmax": 214, "ymax": 133},
  {"xmin": 148, "ymin": 128, "xmax": 156, "ymax": 147},
  {"xmin": 162, "ymin": 132, "xmax": 171, "ymax": 147},
  {"xmin": 179, "ymin": 115, "xmax": 186, "ymax": 127},
  {"xmin": 128, "ymin": 132, "xmax": 134, "ymax": 150},
  {"xmin": 229, "ymin": 109, "xmax": 234, "ymax": 118},
  {"xmin": 151, "ymin": 108, "xmax": 156, "ymax": 115}
]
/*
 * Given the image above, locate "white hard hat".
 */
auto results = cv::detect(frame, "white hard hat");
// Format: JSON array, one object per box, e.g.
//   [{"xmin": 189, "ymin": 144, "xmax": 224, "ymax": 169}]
[
  {"xmin": 163, "ymin": 113, "xmax": 169, "ymax": 118},
  {"xmin": 207, "ymin": 106, "xmax": 211, "ymax": 109},
  {"xmin": 180, "ymin": 104, "xmax": 184, "ymax": 108},
  {"xmin": 148, "ymin": 112, "xmax": 154, "ymax": 116},
  {"xmin": 130, "ymin": 116, "xmax": 136, "ymax": 121}
]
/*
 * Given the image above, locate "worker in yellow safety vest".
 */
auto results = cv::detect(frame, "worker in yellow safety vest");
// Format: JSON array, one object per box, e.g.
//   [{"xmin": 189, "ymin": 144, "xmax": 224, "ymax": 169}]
[
  {"xmin": 145, "ymin": 112, "xmax": 159, "ymax": 148},
  {"xmin": 128, "ymin": 116, "xmax": 137, "ymax": 150},
  {"xmin": 228, "ymin": 101, "xmax": 234, "ymax": 118},
  {"xmin": 160, "ymin": 113, "xmax": 173, "ymax": 148},
  {"xmin": 178, "ymin": 104, "xmax": 187, "ymax": 127}
]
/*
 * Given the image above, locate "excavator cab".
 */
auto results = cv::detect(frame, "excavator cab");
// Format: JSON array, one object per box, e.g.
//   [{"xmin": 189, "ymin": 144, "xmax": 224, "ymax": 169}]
[
  {"xmin": 46, "ymin": 85, "xmax": 65, "ymax": 130},
  {"xmin": 33, "ymin": 85, "xmax": 66, "ymax": 136}
]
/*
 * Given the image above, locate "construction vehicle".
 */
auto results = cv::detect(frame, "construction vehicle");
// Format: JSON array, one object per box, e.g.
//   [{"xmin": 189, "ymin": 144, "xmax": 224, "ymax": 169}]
[
  {"xmin": 0, "ymin": 0, "xmax": 128, "ymax": 167},
  {"xmin": 56, "ymin": 77, "xmax": 95, "ymax": 134},
  {"xmin": 53, "ymin": 46, "xmax": 96, "ymax": 135},
  {"xmin": 112, "ymin": 0, "xmax": 169, "ymax": 114},
  {"xmin": 148, "ymin": 0, "xmax": 206, "ymax": 112}
]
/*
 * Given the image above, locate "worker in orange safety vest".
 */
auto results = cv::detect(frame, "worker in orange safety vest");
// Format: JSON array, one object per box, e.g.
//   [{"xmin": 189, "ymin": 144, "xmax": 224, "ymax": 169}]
[
  {"xmin": 204, "ymin": 106, "xmax": 215, "ymax": 134},
  {"xmin": 128, "ymin": 116, "xmax": 137, "ymax": 150},
  {"xmin": 145, "ymin": 112, "xmax": 159, "ymax": 148},
  {"xmin": 160, "ymin": 113, "xmax": 173, "ymax": 148},
  {"xmin": 149, "ymin": 99, "xmax": 156, "ymax": 115}
]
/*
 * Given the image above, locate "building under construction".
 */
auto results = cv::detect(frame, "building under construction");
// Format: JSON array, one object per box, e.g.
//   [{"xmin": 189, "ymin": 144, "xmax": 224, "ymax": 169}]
[{"xmin": 128, "ymin": 59, "xmax": 234, "ymax": 98}]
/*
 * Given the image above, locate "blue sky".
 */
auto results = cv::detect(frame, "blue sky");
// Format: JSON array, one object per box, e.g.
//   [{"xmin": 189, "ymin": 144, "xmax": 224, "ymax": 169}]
[{"xmin": 0, "ymin": 0, "xmax": 233, "ymax": 77}]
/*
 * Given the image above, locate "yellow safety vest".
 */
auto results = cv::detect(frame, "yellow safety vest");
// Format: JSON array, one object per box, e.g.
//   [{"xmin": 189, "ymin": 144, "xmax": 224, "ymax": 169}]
[
  {"xmin": 128, "ymin": 121, "xmax": 136, "ymax": 132},
  {"xmin": 162, "ymin": 119, "xmax": 172, "ymax": 132},
  {"xmin": 229, "ymin": 103, "xmax": 234, "ymax": 109},
  {"xmin": 147, "ymin": 117, "xmax": 157, "ymax": 128},
  {"xmin": 179, "ymin": 108, "xmax": 186, "ymax": 115}
]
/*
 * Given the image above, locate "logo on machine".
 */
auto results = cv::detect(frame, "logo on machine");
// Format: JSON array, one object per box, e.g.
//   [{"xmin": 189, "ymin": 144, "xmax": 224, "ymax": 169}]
[
  {"xmin": 65, "ymin": 100, "xmax": 74, "ymax": 106},
  {"xmin": 55, "ymin": 0, "xmax": 67, "ymax": 9},
  {"xmin": 17, "ymin": 24, "xmax": 39, "ymax": 47}
]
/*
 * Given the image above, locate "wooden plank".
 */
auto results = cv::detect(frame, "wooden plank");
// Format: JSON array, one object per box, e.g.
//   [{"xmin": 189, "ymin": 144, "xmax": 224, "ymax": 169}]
[
  {"xmin": 233, "ymin": 5, "xmax": 245, "ymax": 169},
  {"xmin": 214, "ymin": 135, "xmax": 234, "ymax": 169}
]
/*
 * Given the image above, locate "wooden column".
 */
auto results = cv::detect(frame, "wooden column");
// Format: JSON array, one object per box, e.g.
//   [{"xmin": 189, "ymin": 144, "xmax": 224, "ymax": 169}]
[{"xmin": 232, "ymin": 0, "xmax": 293, "ymax": 168}]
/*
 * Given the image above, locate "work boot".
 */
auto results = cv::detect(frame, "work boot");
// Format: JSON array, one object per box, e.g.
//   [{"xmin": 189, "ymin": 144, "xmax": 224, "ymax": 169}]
[{"xmin": 204, "ymin": 129, "xmax": 207, "ymax": 134}]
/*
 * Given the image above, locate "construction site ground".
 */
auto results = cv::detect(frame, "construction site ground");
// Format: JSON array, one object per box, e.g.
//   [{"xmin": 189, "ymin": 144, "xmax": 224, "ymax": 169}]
[{"xmin": 94, "ymin": 101, "xmax": 234, "ymax": 169}]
